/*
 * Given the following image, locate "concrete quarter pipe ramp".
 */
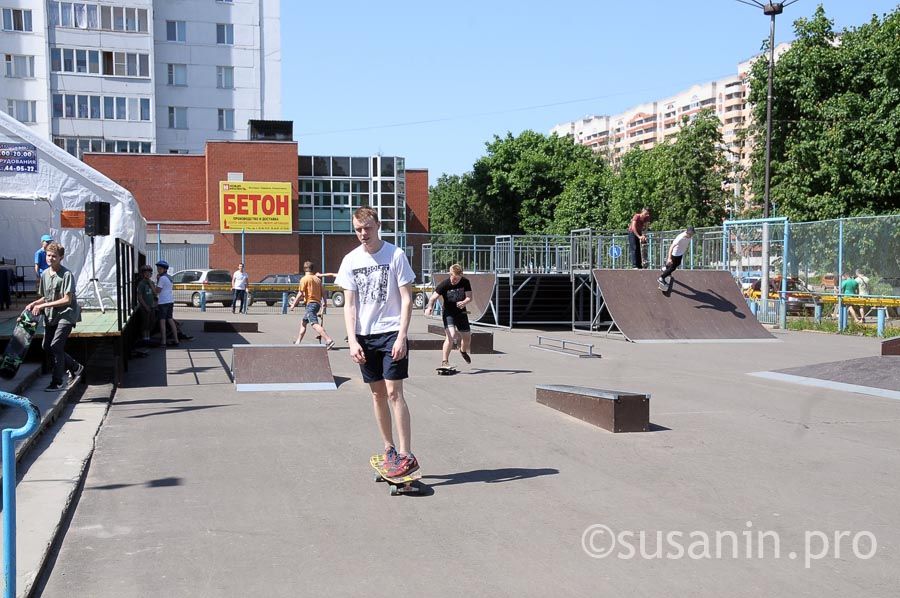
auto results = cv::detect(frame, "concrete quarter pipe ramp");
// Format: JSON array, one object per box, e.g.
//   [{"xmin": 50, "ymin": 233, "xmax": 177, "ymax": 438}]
[
  {"xmin": 431, "ymin": 272, "xmax": 497, "ymax": 323},
  {"xmin": 591, "ymin": 269, "xmax": 776, "ymax": 343}
]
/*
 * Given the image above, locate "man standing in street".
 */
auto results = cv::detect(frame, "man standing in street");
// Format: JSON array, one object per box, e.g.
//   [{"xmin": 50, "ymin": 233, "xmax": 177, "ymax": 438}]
[
  {"xmin": 155, "ymin": 260, "xmax": 179, "ymax": 346},
  {"xmin": 336, "ymin": 207, "xmax": 418, "ymax": 479},
  {"xmin": 627, "ymin": 208, "xmax": 652, "ymax": 269},
  {"xmin": 232, "ymin": 263, "xmax": 249, "ymax": 314}
]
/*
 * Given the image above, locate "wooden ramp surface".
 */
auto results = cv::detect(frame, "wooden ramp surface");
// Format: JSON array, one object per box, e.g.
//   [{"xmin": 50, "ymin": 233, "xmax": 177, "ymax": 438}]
[
  {"xmin": 231, "ymin": 344, "xmax": 336, "ymax": 391},
  {"xmin": 592, "ymin": 269, "xmax": 775, "ymax": 343},
  {"xmin": 431, "ymin": 272, "xmax": 496, "ymax": 323}
]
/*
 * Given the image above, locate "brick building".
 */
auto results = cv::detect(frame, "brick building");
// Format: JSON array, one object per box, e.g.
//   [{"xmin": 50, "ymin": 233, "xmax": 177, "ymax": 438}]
[{"xmin": 85, "ymin": 142, "xmax": 429, "ymax": 278}]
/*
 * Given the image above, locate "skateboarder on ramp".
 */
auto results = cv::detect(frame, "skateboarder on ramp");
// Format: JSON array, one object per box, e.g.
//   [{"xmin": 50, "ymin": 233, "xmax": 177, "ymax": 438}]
[{"xmin": 592, "ymin": 269, "xmax": 775, "ymax": 343}]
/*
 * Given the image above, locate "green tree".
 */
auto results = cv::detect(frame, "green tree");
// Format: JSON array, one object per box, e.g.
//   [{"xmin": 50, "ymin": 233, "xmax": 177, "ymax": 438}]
[
  {"xmin": 608, "ymin": 110, "xmax": 727, "ymax": 231},
  {"xmin": 470, "ymin": 130, "xmax": 608, "ymax": 234},
  {"xmin": 550, "ymin": 166, "xmax": 614, "ymax": 235},
  {"xmin": 428, "ymin": 173, "xmax": 484, "ymax": 235},
  {"xmin": 748, "ymin": 6, "xmax": 900, "ymax": 220}
]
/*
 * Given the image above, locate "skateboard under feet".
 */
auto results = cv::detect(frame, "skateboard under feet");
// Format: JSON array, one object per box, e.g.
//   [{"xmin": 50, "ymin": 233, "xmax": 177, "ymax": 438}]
[
  {"xmin": 658, "ymin": 277, "xmax": 673, "ymax": 293},
  {"xmin": 370, "ymin": 454, "xmax": 422, "ymax": 496},
  {"xmin": 436, "ymin": 365, "xmax": 458, "ymax": 376}
]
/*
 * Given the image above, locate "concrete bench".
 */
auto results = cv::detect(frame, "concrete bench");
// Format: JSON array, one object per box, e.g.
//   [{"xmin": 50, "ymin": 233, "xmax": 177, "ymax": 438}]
[
  {"xmin": 883, "ymin": 337, "xmax": 900, "ymax": 356},
  {"xmin": 535, "ymin": 384, "xmax": 649, "ymax": 433},
  {"xmin": 407, "ymin": 335, "xmax": 445, "ymax": 351},
  {"xmin": 426, "ymin": 324, "xmax": 494, "ymax": 353},
  {"xmin": 204, "ymin": 320, "xmax": 259, "ymax": 333}
]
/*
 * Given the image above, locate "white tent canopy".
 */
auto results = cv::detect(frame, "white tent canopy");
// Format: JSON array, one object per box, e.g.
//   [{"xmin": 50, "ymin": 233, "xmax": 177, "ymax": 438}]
[{"xmin": 0, "ymin": 111, "xmax": 146, "ymax": 308}]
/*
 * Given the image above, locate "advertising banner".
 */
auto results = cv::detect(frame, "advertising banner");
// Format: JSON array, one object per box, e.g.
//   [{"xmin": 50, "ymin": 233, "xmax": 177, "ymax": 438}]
[{"xmin": 220, "ymin": 181, "xmax": 293, "ymax": 233}]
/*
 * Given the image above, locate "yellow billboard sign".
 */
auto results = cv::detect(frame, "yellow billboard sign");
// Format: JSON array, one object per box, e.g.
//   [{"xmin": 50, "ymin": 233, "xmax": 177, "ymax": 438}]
[{"xmin": 219, "ymin": 181, "xmax": 293, "ymax": 233}]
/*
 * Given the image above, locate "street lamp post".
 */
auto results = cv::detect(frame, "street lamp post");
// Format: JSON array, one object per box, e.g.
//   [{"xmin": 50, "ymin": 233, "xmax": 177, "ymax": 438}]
[{"xmin": 735, "ymin": 0, "xmax": 798, "ymax": 309}]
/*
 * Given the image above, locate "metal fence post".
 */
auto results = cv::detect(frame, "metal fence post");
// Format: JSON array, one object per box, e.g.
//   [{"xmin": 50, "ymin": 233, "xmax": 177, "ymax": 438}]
[
  {"xmin": 1, "ymin": 392, "xmax": 40, "ymax": 598},
  {"xmin": 876, "ymin": 308, "xmax": 886, "ymax": 338},
  {"xmin": 199, "ymin": 290, "xmax": 206, "ymax": 312},
  {"xmin": 281, "ymin": 292, "xmax": 289, "ymax": 315}
]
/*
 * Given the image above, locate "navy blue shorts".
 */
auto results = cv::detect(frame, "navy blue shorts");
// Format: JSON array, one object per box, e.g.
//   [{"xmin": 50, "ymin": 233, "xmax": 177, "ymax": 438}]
[
  {"xmin": 157, "ymin": 303, "xmax": 174, "ymax": 320},
  {"xmin": 442, "ymin": 312, "xmax": 470, "ymax": 332},
  {"xmin": 356, "ymin": 330, "xmax": 408, "ymax": 383}
]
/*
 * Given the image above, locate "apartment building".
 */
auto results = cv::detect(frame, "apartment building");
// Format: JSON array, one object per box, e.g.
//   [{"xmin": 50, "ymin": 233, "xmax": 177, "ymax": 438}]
[
  {"xmin": 1, "ymin": 0, "xmax": 280, "ymax": 158},
  {"xmin": 551, "ymin": 44, "xmax": 791, "ymax": 195}
]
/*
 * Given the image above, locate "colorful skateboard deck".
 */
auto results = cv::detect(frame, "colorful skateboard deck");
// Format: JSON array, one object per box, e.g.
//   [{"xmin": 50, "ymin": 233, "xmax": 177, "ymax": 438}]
[
  {"xmin": 370, "ymin": 454, "xmax": 422, "ymax": 495},
  {"xmin": 0, "ymin": 310, "xmax": 38, "ymax": 380},
  {"xmin": 436, "ymin": 366, "xmax": 458, "ymax": 376}
]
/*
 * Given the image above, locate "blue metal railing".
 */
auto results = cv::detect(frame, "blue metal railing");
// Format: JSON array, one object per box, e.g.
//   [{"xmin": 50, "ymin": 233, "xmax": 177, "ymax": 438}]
[{"xmin": 1, "ymin": 392, "xmax": 40, "ymax": 598}]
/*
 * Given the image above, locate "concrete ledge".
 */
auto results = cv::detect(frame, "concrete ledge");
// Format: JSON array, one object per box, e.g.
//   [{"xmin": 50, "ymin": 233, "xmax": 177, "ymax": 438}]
[
  {"xmin": 426, "ymin": 324, "xmax": 494, "ymax": 353},
  {"xmin": 882, "ymin": 337, "xmax": 900, "ymax": 356},
  {"xmin": 535, "ymin": 384, "xmax": 649, "ymax": 433},
  {"xmin": 204, "ymin": 320, "xmax": 259, "ymax": 333},
  {"xmin": 408, "ymin": 334, "xmax": 445, "ymax": 351}
]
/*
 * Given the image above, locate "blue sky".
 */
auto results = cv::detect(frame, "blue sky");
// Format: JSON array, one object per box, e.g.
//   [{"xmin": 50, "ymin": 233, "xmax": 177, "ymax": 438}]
[{"xmin": 283, "ymin": 1, "xmax": 897, "ymax": 185}]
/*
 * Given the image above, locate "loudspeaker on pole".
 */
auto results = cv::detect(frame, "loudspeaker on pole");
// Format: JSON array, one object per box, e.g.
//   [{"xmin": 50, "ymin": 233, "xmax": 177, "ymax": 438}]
[{"xmin": 84, "ymin": 201, "xmax": 110, "ymax": 236}]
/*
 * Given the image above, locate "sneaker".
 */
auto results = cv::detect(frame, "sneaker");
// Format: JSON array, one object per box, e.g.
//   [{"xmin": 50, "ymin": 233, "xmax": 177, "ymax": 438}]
[
  {"xmin": 440, "ymin": 360, "xmax": 450, "ymax": 368},
  {"xmin": 44, "ymin": 381, "xmax": 64, "ymax": 392},
  {"xmin": 325, "ymin": 339, "xmax": 335, "ymax": 350},
  {"xmin": 460, "ymin": 351, "xmax": 471, "ymax": 364},
  {"xmin": 68, "ymin": 362, "xmax": 84, "ymax": 382},
  {"xmin": 386, "ymin": 453, "xmax": 419, "ymax": 478},
  {"xmin": 383, "ymin": 445, "xmax": 399, "ymax": 469}
]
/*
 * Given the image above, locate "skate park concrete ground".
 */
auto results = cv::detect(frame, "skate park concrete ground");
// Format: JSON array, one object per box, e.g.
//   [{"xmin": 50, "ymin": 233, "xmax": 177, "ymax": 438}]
[{"xmin": 31, "ymin": 309, "xmax": 899, "ymax": 597}]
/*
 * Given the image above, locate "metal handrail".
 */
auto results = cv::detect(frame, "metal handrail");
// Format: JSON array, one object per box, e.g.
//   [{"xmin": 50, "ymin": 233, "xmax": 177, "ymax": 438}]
[{"xmin": 1, "ymin": 392, "xmax": 40, "ymax": 598}]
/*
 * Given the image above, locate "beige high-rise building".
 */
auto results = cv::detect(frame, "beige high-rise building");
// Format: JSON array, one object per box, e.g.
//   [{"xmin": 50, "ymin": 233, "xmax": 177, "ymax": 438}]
[{"xmin": 551, "ymin": 43, "xmax": 790, "ymax": 211}]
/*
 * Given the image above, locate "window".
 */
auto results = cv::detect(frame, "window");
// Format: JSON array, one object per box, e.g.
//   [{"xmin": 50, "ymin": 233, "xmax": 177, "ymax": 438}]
[
  {"xmin": 90, "ymin": 95, "xmax": 101, "ymax": 119},
  {"xmin": 217, "ymin": 0, "xmax": 233, "ymax": 3},
  {"xmin": 101, "ymin": 51, "xmax": 150, "ymax": 77},
  {"xmin": 63, "ymin": 49, "xmax": 74, "ymax": 72},
  {"xmin": 168, "ymin": 107, "xmax": 187, "ymax": 129},
  {"xmin": 218, "ymin": 108, "xmax": 234, "ymax": 131},
  {"xmin": 116, "ymin": 97, "xmax": 126, "ymax": 119},
  {"xmin": 86, "ymin": 4, "xmax": 97, "ymax": 28},
  {"xmin": 52, "ymin": 95, "xmax": 63, "ymax": 118},
  {"xmin": 60, "ymin": 3, "xmax": 73, "ymax": 27},
  {"xmin": 100, "ymin": 5, "xmax": 110, "ymax": 29},
  {"xmin": 4, "ymin": 54, "xmax": 35, "ymax": 78},
  {"xmin": 332, "ymin": 157, "xmax": 350, "ymax": 177},
  {"xmin": 169, "ymin": 149, "xmax": 189, "ymax": 154},
  {"xmin": 125, "ymin": 7, "xmax": 137, "ymax": 31},
  {"xmin": 128, "ymin": 98, "xmax": 139, "ymax": 121},
  {"xmin": 76, "ymin": 49, "xmax": 87, "ymax": 73},
  {"xmin": 140, "ymin": 98, "xmax": 150, "ymax": 121},
  {"xmin": 77, "ymin": 95, "xmax": 89, "ymax": 118},
  {"xmin": 73, "ymin": 3, "xmax": 87, "ymax": 28},
  {"xmin": 6, "ymin": 100, "xmax": 37, "ymax": 123},
  {"xmin": 351, "ymin": 157, "xmax": 368, "ymax": 177},
  {"xmin": 216, "ymin": 66, "xmax": 233, "ymax": 89},
  {"xmin": 216, "ymin": 23, "xmax": 233, "ymax": 45},
  {"xmin": 166, "ymin": 20, "xmax": 186, "ymax": 42},
  {"xmin": 113, "ymin": 6, "xmax": 124, "ymax": 30},
  {"xmin": 167, "ymin": 63, "xmax": 187, "ymax": 85}
]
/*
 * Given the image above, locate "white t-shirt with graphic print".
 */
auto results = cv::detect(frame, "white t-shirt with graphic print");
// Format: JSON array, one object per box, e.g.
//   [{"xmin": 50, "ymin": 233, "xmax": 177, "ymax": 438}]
[{"xmin": 336, "ymin": 241, "xmax": 416, "ymax": 336}]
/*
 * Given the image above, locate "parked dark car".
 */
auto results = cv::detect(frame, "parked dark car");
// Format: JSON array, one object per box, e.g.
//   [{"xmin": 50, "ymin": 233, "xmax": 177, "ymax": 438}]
[{"xmin": 248, "ymin": 274, "xmax": 300, "ymax": 306}]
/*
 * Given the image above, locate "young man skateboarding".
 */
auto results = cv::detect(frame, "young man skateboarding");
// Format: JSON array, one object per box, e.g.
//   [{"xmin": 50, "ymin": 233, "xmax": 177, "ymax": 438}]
[
  {"xmin": 336, "ymin": 207, "xmax": 418, "ymax": 478},
  {"xmin": 26, "ymin": 242, "xmax": 83, "ymax": 391},
  {"xmin": 289, "ymin": 261, "xmax": 335, "ymax": 349},
  {"xmin": 627, "ymin": 207, "xmax": 652, "ymax": 269},
  {"xmin": 424, "ymin": 264, "xmax": 473, "ymax": 368},
  {"xmin": 658, "ymin": 226, "xmax": 695, "ymax": 286}
]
